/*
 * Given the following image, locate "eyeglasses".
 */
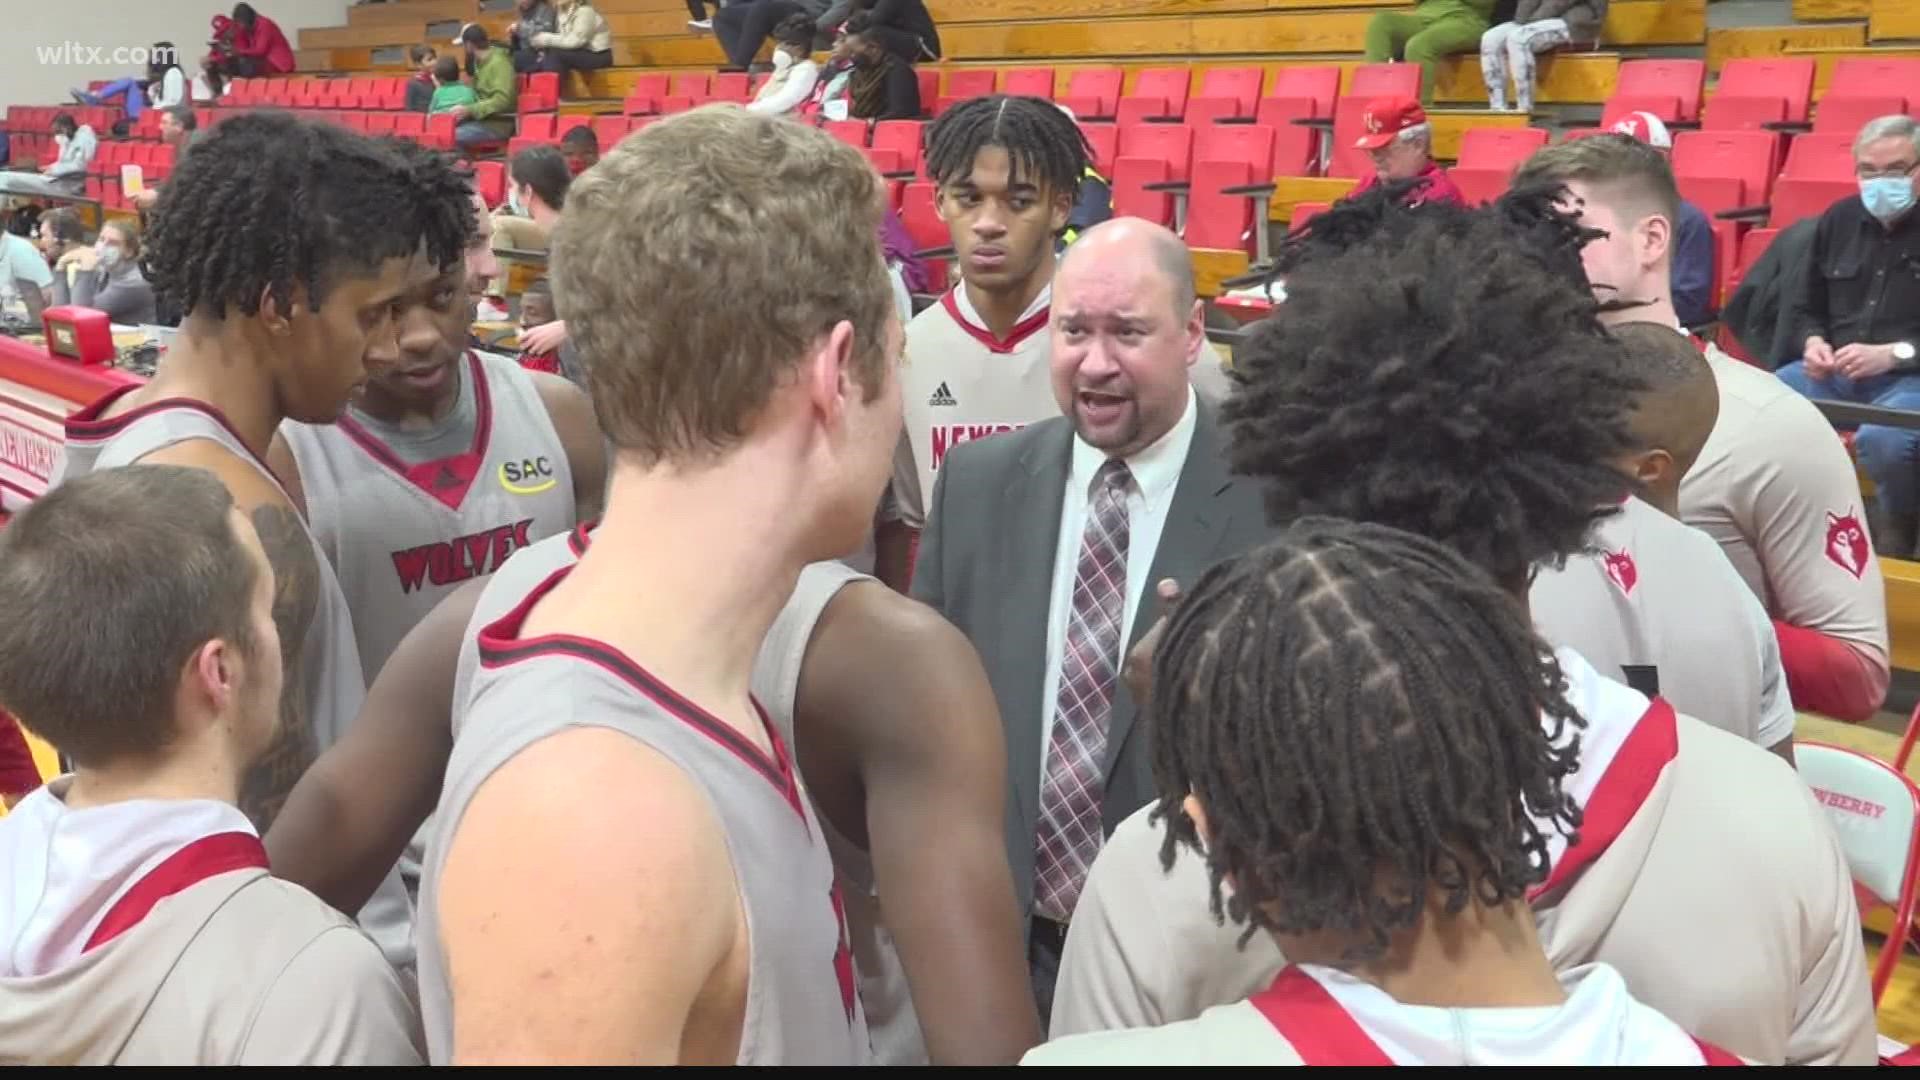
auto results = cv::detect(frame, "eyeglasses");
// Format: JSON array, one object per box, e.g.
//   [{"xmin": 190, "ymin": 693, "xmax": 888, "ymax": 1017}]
[{"xmin": 1857, "ymin": 161, "xmax": 1919, "ymax": 181}]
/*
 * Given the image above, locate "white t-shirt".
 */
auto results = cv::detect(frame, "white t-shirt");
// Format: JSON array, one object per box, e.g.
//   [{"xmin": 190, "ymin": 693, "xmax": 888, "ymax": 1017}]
[{"xmin": 0, "ymin": 234, "xmax": 53, "ymax": 310}]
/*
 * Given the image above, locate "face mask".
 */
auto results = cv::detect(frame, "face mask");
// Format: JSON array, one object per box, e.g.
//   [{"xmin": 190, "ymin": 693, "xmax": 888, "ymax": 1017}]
[
  {"xmin": 772, "ymin": 50, "xmax": 792, "ymax": 71},
  {"xmin": 1861, "ymin": 175, "xmax": 1916, "ymax": 221},
  {"xmin": 55, "ymin": 134, "xmax": 68, "ymax": 146},
  {"xmin": 509, "ymin": 186, "xmax": 528, "ymax": 216},
  {"xmin": 96, "ymin": 245, "xmax": 122, "ymax": 270}
]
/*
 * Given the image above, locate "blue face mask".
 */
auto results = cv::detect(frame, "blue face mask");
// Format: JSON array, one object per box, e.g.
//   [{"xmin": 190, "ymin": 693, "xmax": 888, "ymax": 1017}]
[{"xmin": 1861, "ymin": 175, "xmax": 1916, "ymax": 221}]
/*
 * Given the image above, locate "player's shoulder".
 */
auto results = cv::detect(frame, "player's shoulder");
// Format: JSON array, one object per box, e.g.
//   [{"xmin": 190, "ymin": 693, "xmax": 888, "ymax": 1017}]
[
  {"xmin": 136, "ymin": 438, "xmax": 296, "ymax": 515},
  {"xmin": 1706, "ymin": 349, "xmax": 1835, "ymax": 439},
  {"xmin": 1671, "ymin": 712, "xmax": 1822, "ymax": 831},
  {"xmin": 905, "ymin": 290, "xmax": 960, "ymax": 339},
  {"xmin": 218, "ymin": 872, "xmax": 390, "ymax": 963}
]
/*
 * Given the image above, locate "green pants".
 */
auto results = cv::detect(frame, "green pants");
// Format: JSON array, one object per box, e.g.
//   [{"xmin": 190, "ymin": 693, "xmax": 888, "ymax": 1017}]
[{"xmin": 1364, "ymin": 5, "xmax": 1490, "ymax": 105}]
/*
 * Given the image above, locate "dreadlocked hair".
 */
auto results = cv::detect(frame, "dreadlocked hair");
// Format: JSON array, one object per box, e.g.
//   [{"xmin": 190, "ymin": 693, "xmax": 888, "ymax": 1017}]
[
  {"xmin": 922, "ymin": 94, "xmax": 1092, "ymax": 200},
  {"xmin": 1150, "ymin": 517, "xmax": 1587, "ymax": 963},
  {"xmin": 1225, "ymin": 183, "xmax": 1647, "ymax": 586},
  {"xmin": 142, "ymin": 111, "xmax": 476, "ymax": 320}
]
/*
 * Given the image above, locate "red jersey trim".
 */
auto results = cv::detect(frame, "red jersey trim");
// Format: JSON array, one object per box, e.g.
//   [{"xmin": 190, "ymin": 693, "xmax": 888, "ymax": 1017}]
[
  {"xmin": 1249, "ymin": 967, "xmax": 1395, "ymax": 1065},
  {"xmin": 333, "ymin": 351, "xmax": 495, "ymax": 512},
  {"xmin": 63, "ymin": 388, "xmax": 276, "ymax": 476},
  {"xmin": 83, "ymin": 831, "xmax": 269, "ymax": 953},
  {"xmin": 1529, "ymin": 698, "xmax": 1678, "ymax": 902},
  {"xmin": 474, "ymin": 562, "xmax": 805, "ymax": 821},
  {"xmin": 939, "ymin": 289, "xmax": 1051, "ymax": 355}
]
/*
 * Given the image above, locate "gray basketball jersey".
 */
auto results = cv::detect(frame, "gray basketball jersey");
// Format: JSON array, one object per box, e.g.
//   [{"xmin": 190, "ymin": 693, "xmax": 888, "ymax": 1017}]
[
  {"xmin": 57, "ymin": 389, "xmax": 417, "ymax": 974},
  {"xmin": 279, "ymin": 349, "xmax": 576, "ymax": 682},
  {"xmin": 420, "ymin": 531, "xmax": 873, "ymax": 1065},
  {"xmin": 751, "ymin": 560, "xmax": 926, "ymax": 1066}
]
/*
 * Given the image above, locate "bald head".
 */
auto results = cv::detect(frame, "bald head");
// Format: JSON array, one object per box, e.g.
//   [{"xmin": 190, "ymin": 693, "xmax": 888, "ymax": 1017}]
[
  {"xmin": 1061, "ymin": 217, "xmax": 1197, "ymax": 321},
  {"xmin": 1608, "ymin": 321, "xmax": 1718, "ymax": 515}
]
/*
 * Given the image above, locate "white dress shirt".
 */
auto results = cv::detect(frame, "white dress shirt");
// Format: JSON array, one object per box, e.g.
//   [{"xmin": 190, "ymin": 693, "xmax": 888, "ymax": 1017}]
[{"xmin": 1037, "ymin": 384, "xmax": 1199, "ymax": 784}]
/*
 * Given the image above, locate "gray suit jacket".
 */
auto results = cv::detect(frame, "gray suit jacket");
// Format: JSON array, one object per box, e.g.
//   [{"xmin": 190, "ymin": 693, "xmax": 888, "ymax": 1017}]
[{"xmin": 909, "ymin": 400, "xmax": 1275, "ymax": 921}]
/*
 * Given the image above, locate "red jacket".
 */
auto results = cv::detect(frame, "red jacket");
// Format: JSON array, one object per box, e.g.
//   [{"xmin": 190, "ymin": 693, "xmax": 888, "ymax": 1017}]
[
  {"xmin": 232, "ymin": 16, "xmax": 295, "ymax": 75},
  {"xmin": 0, "ymin": 709, "xmax": 42, "ymax": 802},
  {"xmin": 1351, "ymin": 160, "xmax": 1466, "ymax": 208}
]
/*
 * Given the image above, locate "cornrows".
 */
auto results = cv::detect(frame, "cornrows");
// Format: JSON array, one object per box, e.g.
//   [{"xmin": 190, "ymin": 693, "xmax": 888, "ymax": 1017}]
[
  {"xmin": 922, "ymin": 94, "xmax": 1093, "ymax": 197},
  {"xmin": 1149, "ymin": 518, "xmax": 1588, "ymax": 964}
]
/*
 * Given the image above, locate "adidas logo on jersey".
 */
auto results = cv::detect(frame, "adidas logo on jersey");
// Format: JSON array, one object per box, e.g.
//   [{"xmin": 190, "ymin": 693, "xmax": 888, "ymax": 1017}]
[{"xmin": 928, "ymin": 382, "xmax": 957, "ymax": 407}]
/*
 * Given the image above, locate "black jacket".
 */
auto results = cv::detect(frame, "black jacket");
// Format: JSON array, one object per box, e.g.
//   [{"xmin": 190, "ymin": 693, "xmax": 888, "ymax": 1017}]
[{"xmin": 1724, "ymin": 216, "xmax": 1820, "ymax": 369}]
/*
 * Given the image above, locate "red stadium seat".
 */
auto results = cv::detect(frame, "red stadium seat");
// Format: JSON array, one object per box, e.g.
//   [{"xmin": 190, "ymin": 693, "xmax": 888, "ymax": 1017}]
[
  {"xmin": 1116, "ymin": 67, "xmax": 1191, "ymax": 125},
  {"xmin": 1713, "ymin": 58, "xmax": 1815, "ymax": 124},
  {"xmin": 1060, "ymin": 66, "xmax": 1124, "ymax": 120},
  {"xmin": 1780, "ymin": 132, "xmax": 1856, "ymax": 180},
  {"xmin": 1188, "ymin": 66, "xmax": 1264, "ymax": 122},
  {"xmin": 823, "ymin": 119, "xmax": 869, "ymax": 147},
  {"xmin": 1081, "ymin": 122, "xmax": 1118, "ymax": 176},
  {"xmin": 1673, "ymin": 129, "xmax": 1777, "ymax": 206},
  {"xmin": 624, "ymin": 73, "xmax": 671, "ymax": 116},
  {"xmin": 1262, "ymin": 65, "xmax": 1341, "ymax": 120},
  {"xmin": 871, "ymin": 119, "xmax": 925, "ymax": 177},
  {"xmin": 1767, "ymin": 177, "xmax": 1855, "ymax": 229},
  {"xmin": 1814, "ymin": 95, "xmax": 1907, "ymax": 136},
  {"xmin": 592, "ymin": 115, "xmax": 631, "ymax": 149},
  {"xmin": 999, "ymin": 67, "xmax": 1055, "ymax": 99},
  {"xmin": 1183, "ymin": 158, "xmax": 1258, "ymax": 251},
  {"xmin": 1447, "ymin": 126, "xmax": 1548, "ymax": 205},
  {"xmin": 1348, "ymin": 62, "xmax": 1420, "ymax": 105},
  {"xmin": 711, "ymin": 72, "xmax": 751, "ymax": 103},
  {"xmin": 472, "ymin": 160, "xmax": 507, "ymax": 208},
  {"xmin": 1254, "ymin": 96, "xmax": 1319, "ymax": 177},
  {"xmin": 1827, "ymin": 58, "xmax": 1920, "ymax": 111},
  {"xmin": 507, "ymin": 113, "xmax": 556, "ymax": 155},
  {"xmin": 939, "ymin": 68, "xmax": 997, "ymax": 115},
  {"xmin": 1603, "ymin": 59, "xmax": 1706, "ymax": 124},
  {"xmin": 1327, "ymin": 96, "xmax": 1374, "ymax": 180}
]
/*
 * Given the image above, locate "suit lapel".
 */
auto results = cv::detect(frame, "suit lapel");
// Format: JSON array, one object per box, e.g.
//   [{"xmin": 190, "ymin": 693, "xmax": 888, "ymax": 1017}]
[
  {"xmin": 1003, "ymin": 421, "xmax": 1073, "ymax": 831},
  {"xmin": 1104, "ymin": 402, "xmax": 1239, "ymax": 776}
]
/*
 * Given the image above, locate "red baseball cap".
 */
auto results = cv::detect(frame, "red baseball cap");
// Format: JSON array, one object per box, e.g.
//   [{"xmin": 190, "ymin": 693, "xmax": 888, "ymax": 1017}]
[{"xmin": 1354, "ymin": 96, "xmax": 1427, "ymax": 151}]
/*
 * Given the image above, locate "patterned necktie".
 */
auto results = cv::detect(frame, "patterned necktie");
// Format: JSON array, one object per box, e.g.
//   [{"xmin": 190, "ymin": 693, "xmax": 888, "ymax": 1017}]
[{"xmin": 1034, "ymin": 458, "xmax": 1132, "ymax": 923}]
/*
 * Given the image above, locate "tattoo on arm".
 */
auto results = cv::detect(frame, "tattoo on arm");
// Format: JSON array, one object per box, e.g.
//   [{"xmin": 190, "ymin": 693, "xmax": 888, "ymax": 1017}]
[{"xmin": 239, "ymin": 503, "xmax": 322, "ymax": 832}]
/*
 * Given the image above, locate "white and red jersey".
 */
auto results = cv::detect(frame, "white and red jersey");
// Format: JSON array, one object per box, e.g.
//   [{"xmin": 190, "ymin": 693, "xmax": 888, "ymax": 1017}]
[
  {"xmin": 887, "ymin": 283, "xmax": 1235, "ymax": 530},
  {"xmin": 1530, "ymin": 496, "xmax": 1793, "ymax": 749},
  {"xmin": 1679, "ymin": 344, "xmax": 1889, "ymax": 717},
  {"xmin": 889, "ymin": 285, "xmax": 1056, "ymax": 531},
  {"xmin": 1049, "ymin": 648, "xmax": 1876, "ymax": 1064},
  {"xmin": 1026, "ymin": 962, "xmax": 1744, "ymax": 1065},
  {"xmin": 0, "ymin": 783, "xmax": 419, "ymax": 1064}
]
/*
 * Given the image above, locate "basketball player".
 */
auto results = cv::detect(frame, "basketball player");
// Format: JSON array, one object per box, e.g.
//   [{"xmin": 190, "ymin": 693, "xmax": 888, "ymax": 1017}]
[
  {"xmin": 416, "ymin": 106, "xmax": 901, "ymax": 1065},
  {"xmin": 54, "ymin": 111, "xmax": 473, "ymax": 838},
  {"xmin": 874, "ymin": 95, "xmax": 1230, "ymax": 590},
  {"xmin": 1025, "ymin": 520, "xmax": 1745, "ymax": 1066},
  {"xmin": 266, "ymin": 537, "xmax": 1044, "ymax": 1065},
  {"xmin": 1515, "ymin": 135, "xmax": 1891, "ymax": 723},
  {"xmin": 270, "ymin": 167, "xmax": 605, "ymax": 684},
  {"xmin": 1048, "ymin": 188, "xmax": 1876, "ymax": 1065},
  {"xmin": 1531, "ymin": 321, "xmax": 1794, "ymax": 758},
  {"xmin": 0, "ymin": 467, "xmax": 418, "ymax": 1065},
  {"xmin": 55, "ymin": 116, "xmax": 474, "ymax": 977}
]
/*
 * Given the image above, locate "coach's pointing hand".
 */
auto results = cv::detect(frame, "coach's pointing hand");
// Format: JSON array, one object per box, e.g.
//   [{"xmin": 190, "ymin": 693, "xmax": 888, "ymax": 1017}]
[{"xmin": 1121, "ymin": 577, "xmax": 1183, "ymax": 709}]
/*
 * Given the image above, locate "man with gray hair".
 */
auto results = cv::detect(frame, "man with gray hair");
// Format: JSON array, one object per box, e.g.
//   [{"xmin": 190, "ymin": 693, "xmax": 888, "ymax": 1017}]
[
  {"xmin": 1778, "ymin": 114, "xmax": 1920, "ymax": 554},
  {"xmin": 1346, "ymin": 96, "xmax": 1465, "ymax": 207}
]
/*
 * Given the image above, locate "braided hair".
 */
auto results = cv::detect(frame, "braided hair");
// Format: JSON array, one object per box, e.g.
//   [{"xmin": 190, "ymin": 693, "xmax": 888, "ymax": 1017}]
[
  {"xmin": 923, "ymin": 94, "xmax": 1092, "ymax": 199},
  {"xmin": 141, "ymin": 111, "xmax": 475, "ymax": 321},
  {"xmin": 1151, "ymin": 517, "xmax": 1587, "ymax": 963},
  {"xmin": 1226, "ymin": 183, "xmax": 1646, "ymax": 587}
]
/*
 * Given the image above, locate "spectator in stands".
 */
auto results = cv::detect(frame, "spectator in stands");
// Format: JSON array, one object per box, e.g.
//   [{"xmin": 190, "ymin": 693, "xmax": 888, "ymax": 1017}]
[
  {"xmin": 1478, "ymin": 0, "xmax": 1607, "ymax": 113},
  {"xmin": 0, "ymin": 224, "xmax": 53, "ymax": 322},
  {"xmin": 448, "ymin": 25, "xmax": 518, "ymax": 153},
  {"xmin": 714, "ymin": 0, "xmax": 840, "ymax": 76},
  {"xmin": 529, "ymin": 0, "xmax": 615, "ymax": 75},
  {"xmin": 1364, "ymin": 0, "xmax": 1494, "ymax": 106},
  {"xmin": 67, "ymin": 221, "xmax": 158, "ymax": 326},
  {"xmin": 508, "ymin": 0, "xmax": 558, "ymax": 73},
  {"xmin": 1609, "ymin": 112, "xmax": 1715, "ymax": 327},
  {"xmin": 1517, "ymin": 134, "xmax": 1891, "ymax": 723},
  {"xmin": 1347, "ymin": 97, "xmax": 1464, "ymax": 207},
  {"xmin": 559, "ymin": 125, "xmax": 599, "ymax": 174},
  {"xmin": 0, "ymin": 113, "xmax": 96, "ymax": 199},
  {"xmin": 845, "ymin": 0, "xmax": 942, "ymax": 64},
  {"xmin": 405, "ymin": 45, "xmax": 438, "ymax": 112},
  {"xmin": 845, "ymin": 29, "xmax": 921, "ymax": 121},
  {"xmin": 493, "ymin": 145, "xmax": 570, "ymax": 255},
  {"xmin": 516, "ymin": 278, "xmax": 562, "ymax": 375},
  {"xmin": 428, "ymin": 57, "xmax": 477, "ymax": 115},
  {"xmin": 747, "ymin": 14, "xmax": 824, "ymax": 116},
  {"xmin": 35, "ymin": 208, "xmax": 87, "ymax": 307},
  {"xmin": 216, "ymin": 3, "xmax": 295, "ymax": 78},
  {"xmin": 686, "ymin": 0, "xmax": 726, "ymax": 32},
  {"xmin": 132, "ymin": 107, "xmax": 200, "ymax": 213},
  {"xmin": 1776, "ymin": 115, "xmax": 1920, "ymax": 556},
  {"xmin": 71, "ymin": 42, "xmax": 190, "ymax": 121}
]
